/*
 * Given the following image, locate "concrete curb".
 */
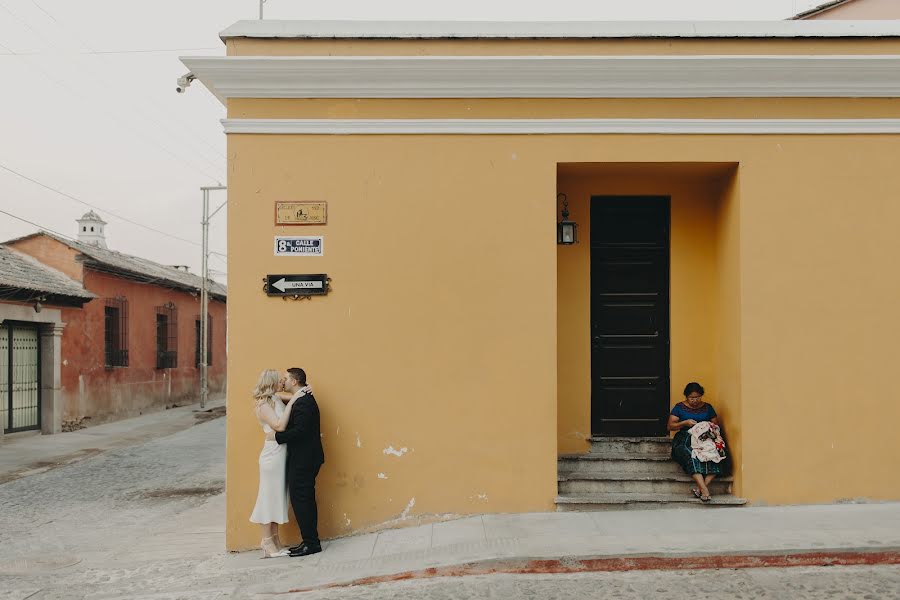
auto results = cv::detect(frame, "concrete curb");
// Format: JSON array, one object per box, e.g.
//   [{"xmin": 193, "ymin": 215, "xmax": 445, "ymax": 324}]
[{"xmin": 277, "ymin": 548, "xmax": 900, "ymax": 594}]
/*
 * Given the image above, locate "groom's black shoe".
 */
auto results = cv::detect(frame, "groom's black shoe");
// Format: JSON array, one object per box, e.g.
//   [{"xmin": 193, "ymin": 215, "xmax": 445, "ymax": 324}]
[
  {"xmin": 289, "ymin": 543, "xmax": 322, "ymax": 557},
  {"xmin": 288, "ymin": 542, "xmax": 317, "ymax": 553}
]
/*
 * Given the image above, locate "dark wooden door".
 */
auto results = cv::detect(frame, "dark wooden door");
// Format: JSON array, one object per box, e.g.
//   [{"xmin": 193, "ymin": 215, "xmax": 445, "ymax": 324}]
[{"xmin": 591, "ymin": 196, "xmax": 670, "ymax": 437}]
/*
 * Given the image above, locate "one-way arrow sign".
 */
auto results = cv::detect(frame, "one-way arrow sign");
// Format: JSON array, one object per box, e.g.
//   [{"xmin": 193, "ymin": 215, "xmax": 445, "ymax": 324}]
[
  {"xmin": 272, "ymin": 278, "xmax": 322, "ymax": 292},
  {"xmin": 265, "ymin": 274, "xmax": 329, "ymax": 297}
]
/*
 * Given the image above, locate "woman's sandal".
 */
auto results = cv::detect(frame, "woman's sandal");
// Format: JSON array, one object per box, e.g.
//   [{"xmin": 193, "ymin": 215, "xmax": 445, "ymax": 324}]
[
  {"xmin": 691, "ymin": 488, "xmax": 702, "ymax": 499},
  {"xmin": 700, "ymin": 494, "xmax": 712, "ymax": 503},
  {"xmin": 260, "ymin": 536, "xmax": 290, "ymax": 558}
]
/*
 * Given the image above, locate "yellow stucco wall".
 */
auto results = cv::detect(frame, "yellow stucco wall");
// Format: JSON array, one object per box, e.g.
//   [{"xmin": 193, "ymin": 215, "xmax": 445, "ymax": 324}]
[
  {"xmin": 225, "ymin": 134, "xmax": 560, "ymax": 550},
  {"xmin": 222, "ymin": 35, "xmax": 900, "ymax": 550},
  {"xmin": 737, "ymin": 136, "xmax": 900, "ymax": 504},
  {"xmin": 228, "ymin": 98, "xmax": 900, "ymax": 121},
  {"xmin": 714, "ymin": 171, "xmax": 744, "ymax": 496},
  {"xmin": 227, "ymin": 131, "xmax": 900, "ymax": 549}
]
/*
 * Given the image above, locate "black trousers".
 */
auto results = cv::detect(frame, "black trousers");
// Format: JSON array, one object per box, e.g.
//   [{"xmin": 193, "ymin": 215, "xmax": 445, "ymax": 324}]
[{"xmin": 288, "ymin": 462, "xmax": 322, "ymax": 545}]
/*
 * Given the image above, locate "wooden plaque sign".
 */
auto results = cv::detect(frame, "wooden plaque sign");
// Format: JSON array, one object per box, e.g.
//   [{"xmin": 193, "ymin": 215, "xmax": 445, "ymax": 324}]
[{"xmin": 275, "ymin": 201, "xmax": 327, "ymax": 226}]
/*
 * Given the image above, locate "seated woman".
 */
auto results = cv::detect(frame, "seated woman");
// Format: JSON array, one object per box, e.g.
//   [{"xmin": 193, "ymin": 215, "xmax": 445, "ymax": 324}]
[{"xmin": 668, "ymin": 382, "xmax": 722, "ymax": 503}]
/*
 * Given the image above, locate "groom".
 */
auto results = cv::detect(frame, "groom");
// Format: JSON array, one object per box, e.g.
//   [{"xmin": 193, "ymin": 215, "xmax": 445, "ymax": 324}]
[{"xmin": 268, "ymin": 367, "xmax": 325, "ymax": 556}]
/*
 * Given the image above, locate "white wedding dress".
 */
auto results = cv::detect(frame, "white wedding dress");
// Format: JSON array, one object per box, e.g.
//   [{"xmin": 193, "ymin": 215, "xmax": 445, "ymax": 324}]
[{"xmin": 249, "ymin": 396, "xmax": 290, "ymax": 524}]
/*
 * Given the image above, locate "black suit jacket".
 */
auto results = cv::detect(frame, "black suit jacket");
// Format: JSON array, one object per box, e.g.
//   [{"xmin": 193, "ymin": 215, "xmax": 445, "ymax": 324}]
[{"xmin": 275, "ymin": 392, "xmax": 325, "ymax": 470}]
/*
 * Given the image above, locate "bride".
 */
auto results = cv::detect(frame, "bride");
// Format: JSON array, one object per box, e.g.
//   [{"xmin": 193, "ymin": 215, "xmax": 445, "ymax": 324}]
[{"xmin": 249, "ymin": 369, "xmax": 305, "ymax": 557}]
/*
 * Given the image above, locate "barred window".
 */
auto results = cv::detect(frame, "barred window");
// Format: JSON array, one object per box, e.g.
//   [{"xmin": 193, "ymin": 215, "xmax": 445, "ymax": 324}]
[
  {"xmin": 104, "ymin": 297, "xmax": 129, "ymax": 367},
  {"xmin": 155, "ymin": 303, "xmax": 177, "ymax": 369},
  {"xmin": 194, "ymin": 314, "xmax": 212, "ymax": 367}
]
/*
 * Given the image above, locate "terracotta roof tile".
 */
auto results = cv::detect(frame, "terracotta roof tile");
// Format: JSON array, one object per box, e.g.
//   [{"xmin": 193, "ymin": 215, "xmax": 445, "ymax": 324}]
[
  {"xmin": 0, "ymin": 245, "xmax": 96, "ymax": 299},
  {"xmin": 4, "ymin": 232, "xmax": 226, "ymax": 301}
]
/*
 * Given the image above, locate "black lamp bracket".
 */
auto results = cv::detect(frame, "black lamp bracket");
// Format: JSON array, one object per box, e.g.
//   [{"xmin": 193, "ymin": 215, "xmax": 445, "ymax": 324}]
[{"xmin": 558, "ymin": 193, "xmax": 570, "ymax": 221}]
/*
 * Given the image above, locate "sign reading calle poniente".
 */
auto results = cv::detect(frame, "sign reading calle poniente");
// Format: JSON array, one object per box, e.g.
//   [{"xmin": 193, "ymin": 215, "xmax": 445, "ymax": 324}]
[
  {"xmin": 274, "ymin": 236, "xmax": 323, "ymax": 256},
  {"xmin": 266, "ymin": 274, "xmax": 330, "ymax": 297}
]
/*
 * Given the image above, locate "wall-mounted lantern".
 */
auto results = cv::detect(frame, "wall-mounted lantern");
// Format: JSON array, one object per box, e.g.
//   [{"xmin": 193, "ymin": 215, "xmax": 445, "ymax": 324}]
[{"xmin": 557, "ymin": 193, "xmax": 578, "ymax": 245}]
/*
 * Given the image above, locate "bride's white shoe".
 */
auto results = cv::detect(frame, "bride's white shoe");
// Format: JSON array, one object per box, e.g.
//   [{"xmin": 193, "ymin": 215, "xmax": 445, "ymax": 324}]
[{"xmin": 261, "ymin": 536, "xmax": 290, "ymax": 558}]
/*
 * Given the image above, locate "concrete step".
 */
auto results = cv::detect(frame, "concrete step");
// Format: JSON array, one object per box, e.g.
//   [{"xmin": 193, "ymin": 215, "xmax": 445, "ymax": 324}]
[
  {"xmin": 589, "ymin": 436, "xmax": 672, "ymax": 456},
  {"xmin": 558, "ymin": 472, "xmax": 733, "ymax": 495},
  {"xmin": 555, "ymin": 492, "xmax": 747, "ymax": 512},
  {"xmin": 559, "ymin": 453, "xmax": 683, "ymax": 476}
]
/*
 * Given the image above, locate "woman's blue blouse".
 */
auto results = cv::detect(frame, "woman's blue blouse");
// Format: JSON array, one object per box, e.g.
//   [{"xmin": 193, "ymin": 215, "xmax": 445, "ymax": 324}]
[{"xmin": 670, "ymin": 402, "xmax": 717, "ymax": 423}]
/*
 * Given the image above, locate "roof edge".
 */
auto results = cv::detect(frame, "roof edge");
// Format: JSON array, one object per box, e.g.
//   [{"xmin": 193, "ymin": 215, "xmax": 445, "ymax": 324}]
[
  {"xmin": 790, "ymin": 0, "xmax": 857, "ymax": 20},
  {"xmin": 5, "ymin": 231, "xmax": 226, "ymax": 301},
  {"xmin": 81, "ymin": 261, "xmax": 227, "ymax": 302},
  {"xmin": 2, "ymin": 231, "xmax": 51, "ymax": 246},
  {"xmin": 0, "ymin": 245, "xmax": 97, "ymax": 300},
  {"xmin": 219, "ymin": 20, "xmax": 900, "ymax": 41}
]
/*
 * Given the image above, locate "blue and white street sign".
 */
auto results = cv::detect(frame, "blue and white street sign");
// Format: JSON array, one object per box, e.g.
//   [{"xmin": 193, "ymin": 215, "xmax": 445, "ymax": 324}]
[{"xmin": 274, "ymin": 236, "xmax": 323, "ymax": 256}]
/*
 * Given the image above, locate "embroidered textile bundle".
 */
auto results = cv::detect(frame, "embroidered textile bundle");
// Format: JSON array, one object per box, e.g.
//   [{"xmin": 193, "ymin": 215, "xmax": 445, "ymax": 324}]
[{"xmin": 688, "ymin": 421, "xmax": 726, "ymax": 463}]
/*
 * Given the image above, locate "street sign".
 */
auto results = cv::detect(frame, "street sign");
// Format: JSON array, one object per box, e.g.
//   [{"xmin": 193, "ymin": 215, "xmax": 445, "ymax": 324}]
[
  {"xmin": 274, "ymin": 236, "xmax": 323, "ymax": 256},
  {"xmin": 265, "ymin": 274, "xmax": 330, "ymax": 297}
]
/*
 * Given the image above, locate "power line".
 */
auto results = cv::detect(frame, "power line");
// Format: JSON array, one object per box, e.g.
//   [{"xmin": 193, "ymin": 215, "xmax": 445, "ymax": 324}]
[
  {"xmin": 0, "ymin": 52, "xmax": 224, "ymax": 183},
  {"xmin": 0, "ymin": 205, "xmax": 227, "ymax": 259},
  {"xmin": 0, "ymin": 208, "xmax": 75, "ymax": 240},
  {"xmin": 85, "ymin": 47, "xmax": 220, "ymax": 54},
  {"xmin": 0, "ymin": 161, "xmax": 224, "ymax": 252},
  {"xmin": 0, "ymin": 47, "xmax": 221, "ymax": 56},
  {"xmin": 0, "ymin": 1, "xmax": 226, "ymax": 180},
  {"xmin": 87, "ymin": 47, "xmax": 221, "ymax": 54},
  {"xmin": 27, "ymin": 0, "xmax": 227, "ymax": 162}
]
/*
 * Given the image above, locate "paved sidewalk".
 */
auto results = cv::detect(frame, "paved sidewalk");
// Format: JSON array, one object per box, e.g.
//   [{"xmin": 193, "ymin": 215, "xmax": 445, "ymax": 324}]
[
  {"xmin": 233, "ymin": 502, "xmax": 900, "ymax": 595},
  {"xmin": 0, "ymin": 394, "xmax": 224, "ymax": 484}
]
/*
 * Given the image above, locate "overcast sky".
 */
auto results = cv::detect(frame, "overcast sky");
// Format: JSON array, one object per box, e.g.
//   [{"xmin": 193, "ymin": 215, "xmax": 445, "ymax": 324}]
[{"xmin": 0, "ymin": 0, "xmax": 824, "ymax": 283}]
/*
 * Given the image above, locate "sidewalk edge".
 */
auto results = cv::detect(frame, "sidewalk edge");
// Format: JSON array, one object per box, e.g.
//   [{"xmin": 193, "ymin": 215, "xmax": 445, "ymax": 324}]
[{"xmin": 277, "ymin": 547, "xmax": 900, "ymax": 595}]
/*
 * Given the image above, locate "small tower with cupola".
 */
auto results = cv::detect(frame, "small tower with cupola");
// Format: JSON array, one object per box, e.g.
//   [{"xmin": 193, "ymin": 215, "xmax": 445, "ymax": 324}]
[{"xmin": 76, "ymin": 210, "xmax": 108, "ymax": 248}]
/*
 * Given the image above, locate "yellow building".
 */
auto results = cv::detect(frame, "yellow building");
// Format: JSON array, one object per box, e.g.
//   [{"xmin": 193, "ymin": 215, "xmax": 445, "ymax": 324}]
[{"xmin": 182, "ymin": 20, "xmax": 900, "ymax": 551}]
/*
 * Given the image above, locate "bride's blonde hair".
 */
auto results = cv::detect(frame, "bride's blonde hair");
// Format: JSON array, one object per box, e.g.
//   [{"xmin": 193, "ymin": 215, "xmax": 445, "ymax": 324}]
[{"xmin": 252, "ymin": 369, "xmax": 280, "ymax": 405}]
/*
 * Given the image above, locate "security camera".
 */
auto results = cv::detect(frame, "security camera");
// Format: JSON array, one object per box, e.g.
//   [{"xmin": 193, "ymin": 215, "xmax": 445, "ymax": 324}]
[{"xmin": 176, "ymin": 72, "xmax": 196, "ymax": 94}]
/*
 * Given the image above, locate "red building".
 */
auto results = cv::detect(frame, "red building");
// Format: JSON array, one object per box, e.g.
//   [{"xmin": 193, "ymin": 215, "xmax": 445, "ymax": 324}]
[
  {"xmin": 4, "ymin": 211, "xmax": 226, "ymax": 430},
  {"xmin": 0, "ymin": 244, "xmax": 95, "ymax": 439}
]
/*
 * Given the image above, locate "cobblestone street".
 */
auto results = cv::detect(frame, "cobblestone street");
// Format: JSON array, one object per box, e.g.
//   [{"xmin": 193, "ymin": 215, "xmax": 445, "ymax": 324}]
[
  {"xmin": 0, "ymin": 416, "xmax": 228, "ymax": 600},
  {"xmin": 2, "ymin": 415, "xmax": 899, "ymax": 599}
]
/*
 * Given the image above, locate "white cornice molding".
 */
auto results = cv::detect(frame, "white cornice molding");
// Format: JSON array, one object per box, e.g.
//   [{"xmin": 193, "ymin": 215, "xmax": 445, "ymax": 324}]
[
  {"xmin": 222, "ymin": 118, "xmax": 900, "ymax": 135},
  {"xmin": 219, "ymin": 20, "xmax": 900, "ymax": 40},
  {"xmin": 181, "ymin": 55, "xmax": 900, "ymax": 103}
]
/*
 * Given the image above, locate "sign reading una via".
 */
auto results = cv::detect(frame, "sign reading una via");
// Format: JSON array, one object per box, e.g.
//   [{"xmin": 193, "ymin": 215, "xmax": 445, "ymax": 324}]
[
  {"xmin": 275, "ymin": 236, "xmax": 323, "ymax": 256},
  {"xmin": 265, "ymin": 274, "xmax": 329, "ymax": 297}
]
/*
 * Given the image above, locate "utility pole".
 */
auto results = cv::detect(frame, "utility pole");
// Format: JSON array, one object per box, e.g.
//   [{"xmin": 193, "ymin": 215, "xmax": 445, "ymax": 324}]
[
  {"xmin": 259, "ymin": 0, "xmax": 267, "ymax": 19},
  {"xmin": 201, "ymin": 185, "xmax": 227, "ymax": 409}
]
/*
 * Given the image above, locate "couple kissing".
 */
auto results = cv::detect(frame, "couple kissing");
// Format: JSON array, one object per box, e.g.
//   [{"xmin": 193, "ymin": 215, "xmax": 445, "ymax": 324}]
[{"xmin": 249, "ymin": 368, "xmax": 325, "ymax": 558}]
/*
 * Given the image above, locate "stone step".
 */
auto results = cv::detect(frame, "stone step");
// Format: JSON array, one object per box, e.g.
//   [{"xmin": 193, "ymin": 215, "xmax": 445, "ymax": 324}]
[
  {"xmin": 560, "ymin": 452, "xmax": 672, "ymax": 462},
  {"xmin": 555, "ymin": 492, "xmax": 747, "ymax": 512},
  {"xmin": 589, "ymin": 436, "xmax": 672, "ymax": 456},
  {"xmin": 559, "ymin": 453, "xmax": 683, "ymax": 476},
  {"xmin": 558, "ymin": 473, "xmax": 733, "ymax": 495}
]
